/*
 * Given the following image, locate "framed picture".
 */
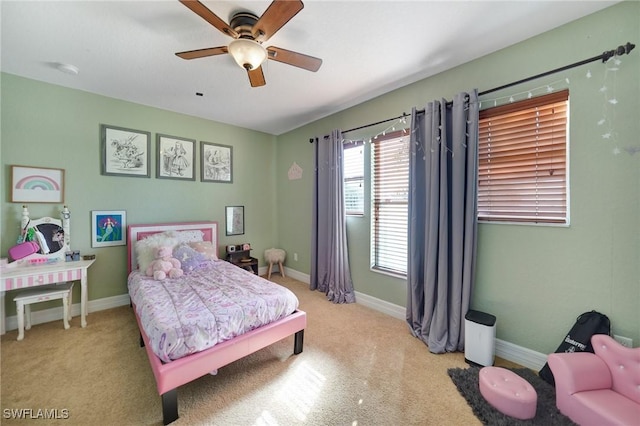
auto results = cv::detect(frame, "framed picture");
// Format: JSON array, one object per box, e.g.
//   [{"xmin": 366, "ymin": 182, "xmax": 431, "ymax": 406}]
[
  {"xmin": 201, "ymin": 141, "xmax": 233, "ymax": 183},
  {"xmin": 91, "ymin": 210, "xmax": 127, "ymax": 247},
  {"xmin": 100, "ymin": 124, "xmax": 150, "ymax": 177},
  {"xmin": 226, "ymin": 206, "xmax": 244, "ymax": 236},
  {"xmin": 156, "ymin": 134, "xmax": 196, "ymax": 181},
  {"xmin": 10, "ymin": 165, "xmax": 65, "ymax": 203}
]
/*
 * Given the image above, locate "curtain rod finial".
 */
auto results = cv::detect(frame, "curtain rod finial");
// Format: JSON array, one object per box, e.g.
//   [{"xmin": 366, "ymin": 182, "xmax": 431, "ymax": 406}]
[
  {"xmin": 625, "ymin": 42, "xmax": 636, "ymax": 54},
  {"xmin": 603, "ymin": 42, "xmax": 636, "ymax": 62}
]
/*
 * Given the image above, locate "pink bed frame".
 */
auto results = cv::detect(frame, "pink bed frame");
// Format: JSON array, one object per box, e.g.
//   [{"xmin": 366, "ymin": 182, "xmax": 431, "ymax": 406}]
[{"xmin": 127, "ymin": 222, "xmax": 306, "ymax": 425}]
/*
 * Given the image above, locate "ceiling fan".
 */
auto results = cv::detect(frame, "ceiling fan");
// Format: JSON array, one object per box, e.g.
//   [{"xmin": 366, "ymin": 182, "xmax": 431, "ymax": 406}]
[{"xmin": 176, "ymin": 0, "xmax": 322, "ymax": 87}]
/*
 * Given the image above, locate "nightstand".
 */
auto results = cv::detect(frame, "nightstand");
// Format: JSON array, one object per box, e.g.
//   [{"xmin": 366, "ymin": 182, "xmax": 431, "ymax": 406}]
[{"xmin": 225, "ymin": 249, "xmax": 258, "ymax": 275}]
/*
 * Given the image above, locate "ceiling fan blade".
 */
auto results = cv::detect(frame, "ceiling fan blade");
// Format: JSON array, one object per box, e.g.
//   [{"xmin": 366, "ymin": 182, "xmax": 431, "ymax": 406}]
[
  {"xmin": 179, "ymin": 0, "xmax": 238, "ymax": 38},
  {"xmin": 248, "ymin": 67, "xmax": 266, "ymax": 87},
  {"xmin": 267, "ymin": 46, "xmax": 322, "ymax": 72},
  {"xmin": 176, "ymin": 46, "xmax": 228, "ymax": 60},
  {"xmin": 252, "ymin": 0, "xmax": 304, "ymax": 42}
]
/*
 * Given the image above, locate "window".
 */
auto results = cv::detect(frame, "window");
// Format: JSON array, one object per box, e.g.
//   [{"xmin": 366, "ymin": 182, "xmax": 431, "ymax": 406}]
[
  {"xmin": 371, "ymin": 130, "xmax": 410, "ymax": 275},
  {"xmin": 478, "ymin": 90, "xmax": 569, "ymax": 224},
  {"xmin": 343, "ymin": 141, "xmax": 364, "ymax": 215}
]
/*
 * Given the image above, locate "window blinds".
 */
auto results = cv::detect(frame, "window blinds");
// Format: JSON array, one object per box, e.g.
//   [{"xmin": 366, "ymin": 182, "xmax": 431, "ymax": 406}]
[
  {"xmin": 372, "ymin": 131, "xmax": 409, "ymax": 274},
  {"xmin": 343, "ymin": 141, "xmax": 364, "ymax": 215},
  {"xmin": 478, "ymin": 90, "xmax": 569, "ymax": 224}
]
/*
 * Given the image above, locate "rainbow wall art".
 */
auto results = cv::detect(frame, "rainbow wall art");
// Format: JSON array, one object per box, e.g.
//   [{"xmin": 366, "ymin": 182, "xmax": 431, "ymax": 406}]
[{"xmin": 11, "ymin": 166, "xmax": 64, "ymax": 203}]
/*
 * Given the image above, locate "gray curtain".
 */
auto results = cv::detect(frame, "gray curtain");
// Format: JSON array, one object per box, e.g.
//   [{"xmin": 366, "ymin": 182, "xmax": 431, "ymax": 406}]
[
  {"xmin": 406, "ymin": 90, "xmax": 479, "ymax": 353},
  {"xmin": 311, "ymin": 129, "xmax": 356, "ymax": 303}
]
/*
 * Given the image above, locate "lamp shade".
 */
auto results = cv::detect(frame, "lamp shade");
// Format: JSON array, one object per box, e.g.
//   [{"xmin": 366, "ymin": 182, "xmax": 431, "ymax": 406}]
[{"xmin": 228, "ymin": 39, "xmax": 267, "ymax": 70}]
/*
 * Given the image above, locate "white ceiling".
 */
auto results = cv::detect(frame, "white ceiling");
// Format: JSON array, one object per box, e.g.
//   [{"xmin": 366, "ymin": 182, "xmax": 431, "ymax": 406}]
[{"xmin": 1, "ymin": 1, "xmax": 618, "ymax": 135}]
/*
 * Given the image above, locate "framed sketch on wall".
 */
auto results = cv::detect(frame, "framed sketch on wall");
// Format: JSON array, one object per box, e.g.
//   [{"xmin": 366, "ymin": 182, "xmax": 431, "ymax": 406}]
[
  {"xmin": 101, "ymin": 124, "xmax": 150, "ymax": 178},
  {"xmin": 201, "ymin": 141, "xmax": 232, "ymax": 183},
  {"xmin": 91, "ymin": 210, "xmax": 127, "ymax": 247},
  {"xmin": 157, "ymin": 134, "xmax": 196, "ymax": 181},
  {"xmin": 10, "ymin": 165, "xmax": 65, "ymax": 203}
]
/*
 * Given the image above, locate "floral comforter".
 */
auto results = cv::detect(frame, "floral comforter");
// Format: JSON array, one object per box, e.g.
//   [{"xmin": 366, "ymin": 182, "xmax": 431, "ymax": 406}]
[{"xmin": 128, "ymin": 260, "xmax": 299, "ymax": 362}]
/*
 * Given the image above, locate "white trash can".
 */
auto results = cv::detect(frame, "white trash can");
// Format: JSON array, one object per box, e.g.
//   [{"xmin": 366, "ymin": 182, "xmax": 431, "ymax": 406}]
[{"xmin": 464, "ymin": 309, "xmax": 496, "ymax": 367}]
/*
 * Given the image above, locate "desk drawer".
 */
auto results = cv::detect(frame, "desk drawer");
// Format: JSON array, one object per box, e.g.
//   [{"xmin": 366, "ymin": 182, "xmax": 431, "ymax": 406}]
[{"xmin": 2, "ymin": 269, "xmax": 82, "ymax": 291}]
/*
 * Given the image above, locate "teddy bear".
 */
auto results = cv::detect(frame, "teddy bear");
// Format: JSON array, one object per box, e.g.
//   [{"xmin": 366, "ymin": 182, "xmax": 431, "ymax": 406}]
[{"xmin": 146, "ymin": 246, "xmax": 183, "ymax": 280}]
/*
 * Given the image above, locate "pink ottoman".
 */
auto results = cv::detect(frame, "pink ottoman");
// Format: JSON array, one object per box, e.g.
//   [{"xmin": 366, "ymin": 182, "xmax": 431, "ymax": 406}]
[{"xmin": 479, "ymin": 366, "xmax": 537, "ymax": 420}]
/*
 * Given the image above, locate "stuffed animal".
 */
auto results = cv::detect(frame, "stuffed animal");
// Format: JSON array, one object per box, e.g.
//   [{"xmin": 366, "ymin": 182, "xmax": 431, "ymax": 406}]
[{"xmin": 146, "ymin": 246, "xmax": 183, "ymax": 280}]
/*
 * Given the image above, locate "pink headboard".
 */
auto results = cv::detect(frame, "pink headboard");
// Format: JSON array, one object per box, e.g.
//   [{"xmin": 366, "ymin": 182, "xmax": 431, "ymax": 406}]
[{"xmin": 127, "ymin": 221, "xmax": 218, "ymax": 273}]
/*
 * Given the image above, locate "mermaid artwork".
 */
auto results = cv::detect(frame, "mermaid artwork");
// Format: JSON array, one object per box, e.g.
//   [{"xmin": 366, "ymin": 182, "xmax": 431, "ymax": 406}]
[{"xmin": 100, "ymin": 217, "xmax": 118, "ymax": 241}]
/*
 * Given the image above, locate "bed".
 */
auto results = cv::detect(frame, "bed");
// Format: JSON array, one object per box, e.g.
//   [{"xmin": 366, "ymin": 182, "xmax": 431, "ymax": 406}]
[{"xmin": 126, "ymin": 221, "xmax": 306, "ymax": 425}]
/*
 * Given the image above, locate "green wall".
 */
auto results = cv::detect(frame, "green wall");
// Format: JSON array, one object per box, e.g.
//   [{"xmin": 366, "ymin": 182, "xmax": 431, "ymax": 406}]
[
  {"xmin": 275, "ymin": 2, "xmax": 640, "ymax": 353},
  {"xmin": 1, "ymin": 75, "xmax": 277, "ymax": 315},
  {"xmin": 1, "ymin": 2, "xmax": 638, "ymax": 354}
]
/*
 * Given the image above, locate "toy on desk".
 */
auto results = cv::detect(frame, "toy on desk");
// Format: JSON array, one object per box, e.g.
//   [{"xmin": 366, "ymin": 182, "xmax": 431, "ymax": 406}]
[
  {"xmin": 27, "ymin": 257, "xmax": 59, "ymax": 266},
  {"xmin": 17, "ymin": 217, "xmax": 30, "ymax": 244},
  {"xmin": 33, "ymin": 225, "xmax": 50, "ymax": 254},
  {"xmin": 17, "ymin": 225, "xmax": 51, "ymax": 256},
  {"xmin": 65, "ymin": 251, "xmax": 81, "ymax": 262},
  {"xmin": 8, "ymin": 241, "xmax": 40, "ymax": 261},
  {"xmin": 12, "ymin": 205, "xmax": 72, "ymax": 265}
]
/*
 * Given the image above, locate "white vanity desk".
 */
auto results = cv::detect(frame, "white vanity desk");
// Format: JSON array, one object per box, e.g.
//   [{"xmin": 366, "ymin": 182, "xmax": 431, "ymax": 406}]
[
  {"xmin": 0, "ymin": 206, "xmax": 95, "ymax": 335},
  {"xmin": 0, "ymin": 259, "xmax": 95, "ymax": 334}
]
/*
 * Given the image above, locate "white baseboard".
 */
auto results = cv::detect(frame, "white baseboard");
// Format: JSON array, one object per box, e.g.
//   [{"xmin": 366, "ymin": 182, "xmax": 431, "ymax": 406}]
[
  {"xmin": 355, "ymin": 291, "xmax": 546, "ymax": 370},
  {"xmin": 281, "ymin": 267, "xmax": 547, "ymax": 370},
  {"xmin": 282, "ymin": 267, "xmax": 310, "ymax": 284},
  {"xmin": 355, "ymin": 292, "xmax": 547, "ymax": 370},
  {"xmin": 4, "ymin": 268, "xmax": 548, "ymax": 371},
  {"xmin": 494, "ymin": 338, "xmax": 547, "ymax": 371},
  {"xmin": 355, "ymin": 290, "xmax": 406, "ymax": 319}
]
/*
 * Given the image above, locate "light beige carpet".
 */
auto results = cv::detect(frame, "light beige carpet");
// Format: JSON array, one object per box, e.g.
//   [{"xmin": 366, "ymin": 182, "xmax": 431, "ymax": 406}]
[{"xmin": 1, "ymin": 276, "xmax": 519, "ymax": 425}]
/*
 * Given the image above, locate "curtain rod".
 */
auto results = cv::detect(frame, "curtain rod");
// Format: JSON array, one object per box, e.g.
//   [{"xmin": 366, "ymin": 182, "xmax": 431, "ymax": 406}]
[
  {"xmin": 478, "ymin": 41, "xmax": 635, "ymax": 96},
  {"xmin": 310, "ymin": 41, "xmax": 635, "ymax": 141}
]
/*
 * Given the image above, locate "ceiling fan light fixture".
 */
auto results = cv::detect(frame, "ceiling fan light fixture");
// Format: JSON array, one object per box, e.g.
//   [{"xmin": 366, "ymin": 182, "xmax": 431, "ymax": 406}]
[
  {"xmin": 55, "ymin": 62, "xmax": 79, "ymax": 75},
  {"xmin": 228, "ymin": 39, "xmax": 267, "ymax": 70}
]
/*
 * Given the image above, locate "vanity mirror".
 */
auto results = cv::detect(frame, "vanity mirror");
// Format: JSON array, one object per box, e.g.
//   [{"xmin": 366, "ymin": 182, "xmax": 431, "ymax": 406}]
[{"xmin": 17, "ymin": 205, "xmax": 71, "ymax": 263}]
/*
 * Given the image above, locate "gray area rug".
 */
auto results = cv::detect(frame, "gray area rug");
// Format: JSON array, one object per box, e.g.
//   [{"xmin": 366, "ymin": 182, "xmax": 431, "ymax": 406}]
[{"xmin": 447, "ymin": 366, "xmax": 576, "ymax": 426}]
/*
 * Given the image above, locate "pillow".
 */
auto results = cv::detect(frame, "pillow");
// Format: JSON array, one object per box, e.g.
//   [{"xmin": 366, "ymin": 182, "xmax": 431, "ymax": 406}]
[
  {"xmin": 135, "ymin": 230, "xmax": 205, "ymax": 272},
  {"xmin": 136, "ymin": 233, "xmax": 177, "ymax": 272},
  {"xmin": 189, "ymin": 241, "xmax": 218, "ymax": 261},
  {"xmin": 175, "ymin": 230, "xmax": 204, "ymax": 244},
  {"xmin": 173, "ymin": 244, "xmax": 208, "ymax": 273}
]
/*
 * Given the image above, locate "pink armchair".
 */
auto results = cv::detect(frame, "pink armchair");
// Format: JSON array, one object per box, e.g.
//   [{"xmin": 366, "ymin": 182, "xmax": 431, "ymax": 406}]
[{"xmin": 547, "ymin": 334, "xmax": 640, "ymax": 425}]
